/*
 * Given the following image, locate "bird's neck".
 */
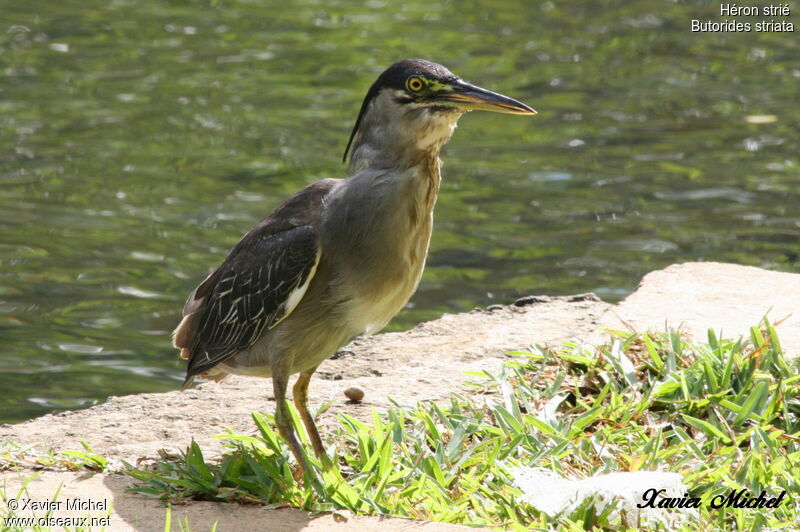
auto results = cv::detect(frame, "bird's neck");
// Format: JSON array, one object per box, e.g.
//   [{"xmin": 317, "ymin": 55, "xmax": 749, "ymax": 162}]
[{"xmin": 347, "ymin": 92, "xmax": 461, "ymax": 176}]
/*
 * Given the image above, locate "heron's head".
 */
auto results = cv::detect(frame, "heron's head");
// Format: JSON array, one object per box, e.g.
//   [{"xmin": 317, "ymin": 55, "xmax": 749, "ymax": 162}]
[{"xmin": 344, "ymin": 59, "xmax": 535, "ymax": 167}]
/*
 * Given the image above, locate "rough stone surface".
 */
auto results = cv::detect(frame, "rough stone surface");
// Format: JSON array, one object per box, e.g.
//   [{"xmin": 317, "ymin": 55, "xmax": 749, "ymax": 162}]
[
  {"xmin": 2, "ymin": 262, "xmax": 799, "ymax": 530},
  {"xmin": 598, "ymin": 262, "xmax": 800, "ymax": 356}
]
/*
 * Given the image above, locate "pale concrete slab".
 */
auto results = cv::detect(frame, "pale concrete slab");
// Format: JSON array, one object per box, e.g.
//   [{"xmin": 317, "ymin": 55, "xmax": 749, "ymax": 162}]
[{"xmin": 599, "ymin": 262, "xmax": 800, "ymax": 356}]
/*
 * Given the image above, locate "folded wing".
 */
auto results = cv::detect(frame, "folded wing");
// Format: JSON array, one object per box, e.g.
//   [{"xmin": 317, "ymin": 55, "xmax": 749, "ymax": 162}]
[{"xmin": 173, "ymin": 179, "xmax": 338, "ymax": 385}]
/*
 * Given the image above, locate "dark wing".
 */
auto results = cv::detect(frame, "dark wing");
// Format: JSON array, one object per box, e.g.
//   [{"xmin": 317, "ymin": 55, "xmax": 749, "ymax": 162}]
[
  {"xmin": 183, "ymin": 225, "xmax": 319, "ymax": 380},
  {"xmin": 173, "ymin": 179, "xmax": 338, "ymax": 384}
]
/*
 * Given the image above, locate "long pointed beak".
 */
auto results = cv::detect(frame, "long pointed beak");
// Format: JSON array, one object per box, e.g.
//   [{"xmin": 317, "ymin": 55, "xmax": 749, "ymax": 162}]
[{"xmin": 435, "ymin": 80, "xmax": 536, "ymax": 115}]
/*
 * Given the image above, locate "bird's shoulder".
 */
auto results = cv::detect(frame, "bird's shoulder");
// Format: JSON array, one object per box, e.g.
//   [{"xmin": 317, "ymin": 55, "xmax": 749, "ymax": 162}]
[
  {"xmin": 179, "ymin": 178, "xmax": 339, "ymax": 313},
  {"xmin": 232, "ymin": 177, "xmax": 342, "ymax": 254}
]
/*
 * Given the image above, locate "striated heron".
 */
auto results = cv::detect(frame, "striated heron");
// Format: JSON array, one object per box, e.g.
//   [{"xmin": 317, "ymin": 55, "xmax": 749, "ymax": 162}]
[{"xmin": 173, "ymin": 59, "xmax": 535, "ymax": 472}]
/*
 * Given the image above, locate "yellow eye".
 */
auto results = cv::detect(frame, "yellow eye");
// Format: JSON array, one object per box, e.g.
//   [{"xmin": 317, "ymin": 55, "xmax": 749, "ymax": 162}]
[{"xmin": 406, "ymin": 76, "xmax": 424, "ymax": 92}]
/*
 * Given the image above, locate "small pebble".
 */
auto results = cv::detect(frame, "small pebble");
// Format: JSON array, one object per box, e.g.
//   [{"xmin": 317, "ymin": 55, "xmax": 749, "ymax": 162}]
[{"xmin": 344, "ymin": 387, "xmax": 364, "ymax": 402}]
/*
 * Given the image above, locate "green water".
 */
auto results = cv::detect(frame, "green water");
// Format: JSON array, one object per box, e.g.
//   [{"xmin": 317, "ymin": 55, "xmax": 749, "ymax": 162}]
[{"xmin": 1, "ymin": 0, "xmax": 798, "ymax": 424}]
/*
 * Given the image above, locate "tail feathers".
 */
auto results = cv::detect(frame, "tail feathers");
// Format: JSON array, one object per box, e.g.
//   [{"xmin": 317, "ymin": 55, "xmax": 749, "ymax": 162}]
[
  {"xmin": 181, "ymin": 375, "xmax": 195, "ymax": 391},
  {"xmin": 174, "ymin": 308, "xmax": 231, "ymax": 390},
  {"xmin": 180, "ymin": 372, "xmax": 229, "ymax": 391}
]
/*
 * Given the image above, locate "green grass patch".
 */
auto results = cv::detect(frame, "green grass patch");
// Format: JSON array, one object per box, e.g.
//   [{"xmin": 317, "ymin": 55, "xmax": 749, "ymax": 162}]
[
  {"xmin": 1, "ymin": 440, "xmax": 107, "ymax": 472},
  {"xmin": 128, "ymin": 322, "xmax": 800, "ymax": 529}
]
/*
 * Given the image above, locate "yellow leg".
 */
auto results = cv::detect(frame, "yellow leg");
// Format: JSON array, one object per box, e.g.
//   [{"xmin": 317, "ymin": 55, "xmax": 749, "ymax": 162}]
[
  {"xmin": 292, "ymin": 365, "xmax": 325, "ymax": 459},
  {"xmin": 272, "ymin": 366, "xmax": 309, "ymax": 473}
]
